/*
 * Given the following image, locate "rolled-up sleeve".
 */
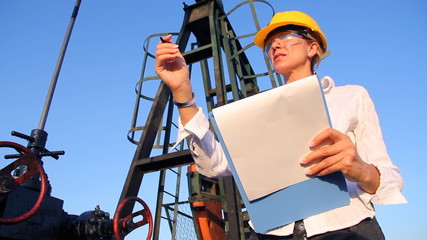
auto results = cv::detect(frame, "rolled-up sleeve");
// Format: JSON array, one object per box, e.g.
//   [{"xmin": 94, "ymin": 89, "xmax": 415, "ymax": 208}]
[
  {"xmin": 354, "ymin": 87, "xmax": 407, "ymax": 205},
  {"xmin": 172, "ymin": 107, "xmax": 231, "ymax": 178}
]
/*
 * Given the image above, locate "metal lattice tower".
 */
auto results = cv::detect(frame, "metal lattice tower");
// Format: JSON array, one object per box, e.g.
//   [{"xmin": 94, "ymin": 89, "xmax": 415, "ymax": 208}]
[{"xmin": 119, "ymin": 0, "xmax": 282, "ymax": 239}]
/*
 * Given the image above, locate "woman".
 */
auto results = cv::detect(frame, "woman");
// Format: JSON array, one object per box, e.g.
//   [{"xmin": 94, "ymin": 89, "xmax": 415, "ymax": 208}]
[{"xmin": 155, "ymin": 10, "xmax": 406, "ymax": 240}]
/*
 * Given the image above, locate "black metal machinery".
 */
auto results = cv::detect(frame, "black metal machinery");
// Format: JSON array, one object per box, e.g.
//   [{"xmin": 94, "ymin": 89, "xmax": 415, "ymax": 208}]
[
  {"xmin": 0, "ymin": 0, "xmax": 283, "ymax": 239},
  {"xmin": 0, "ymin": 0, "xmax": 153, "ymax": 239}
]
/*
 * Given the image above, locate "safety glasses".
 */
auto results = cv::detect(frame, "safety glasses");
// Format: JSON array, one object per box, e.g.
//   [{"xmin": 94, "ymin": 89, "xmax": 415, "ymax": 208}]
[{"xmin": 264, "ymin": 32, "xmax": 305, "ymax": 55}]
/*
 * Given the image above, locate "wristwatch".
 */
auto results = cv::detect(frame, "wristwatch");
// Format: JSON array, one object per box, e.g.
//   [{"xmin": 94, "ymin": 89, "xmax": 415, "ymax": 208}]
[{"xmin": 174, "ymin": 93, "xmax": 195, "ymax": 108}]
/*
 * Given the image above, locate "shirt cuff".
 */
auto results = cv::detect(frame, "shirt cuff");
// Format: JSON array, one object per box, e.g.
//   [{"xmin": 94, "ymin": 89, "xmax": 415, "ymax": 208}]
[
  {"xmin": 356, "ymin": 163, "xmax": 408, "ymax": 205},
  {"xmin": 171, "ymin": 107, "xmax": 210, "ymax": 150}
]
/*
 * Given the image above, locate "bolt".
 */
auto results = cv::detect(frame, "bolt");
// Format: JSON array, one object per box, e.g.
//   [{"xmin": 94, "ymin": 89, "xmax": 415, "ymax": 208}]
[{"xmin": 0, "ymin": 176, "xmax": 14, "ymax": 193}]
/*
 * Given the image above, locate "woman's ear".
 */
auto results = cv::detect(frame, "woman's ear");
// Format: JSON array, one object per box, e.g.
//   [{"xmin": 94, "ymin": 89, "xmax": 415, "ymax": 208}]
[{"xmin": 308, "ymin": 42, "xmax": 319, "ymax": 58}]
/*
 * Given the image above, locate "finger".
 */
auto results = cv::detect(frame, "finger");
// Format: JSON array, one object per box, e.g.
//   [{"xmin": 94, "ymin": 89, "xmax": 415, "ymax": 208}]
[
  {"xmin": 302, "ymin": 140, "xmax": 345, "ymax": 164},
  {"xmin": 157, "ymin": 37, "xmax": 178, "ymax": 53},
  {"xmin": 310, "ymin": 128, "xmax": 343, "ymax": 148},
  {"xmin": 162, "ymin": 34, "xmax": 173, "ymax": 42},
  {"xmin": 156, "ymin": 41, "xmax": 181, "ymax": 60},
  {"xmin": 158, "ymin": 34, "xmax": 176, "ymax": 46},
  {"xmin": 155, "ymin": 47, "xmax": 181, "ymax": 65},
  {"xmin": 160, "ymin": 36, "xmax": 168, "ymax": 43},
  {"xmin": 305, "ymin": 154, "xmax": 343, "ymax": 176},
  {"xmin": 157, "ymin": 54, "xmax": 186, "ymax": 69},
  {"xmin": 157, "ymin": 41, "xmax": 179, "ymax": 51},
  {"xmin": 156, "ymin": 49, "xmax": 180, "ymax": 60}
]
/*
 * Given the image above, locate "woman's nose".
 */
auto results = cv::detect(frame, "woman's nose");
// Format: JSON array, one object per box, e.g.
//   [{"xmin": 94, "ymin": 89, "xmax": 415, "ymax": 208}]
[{"xmin": 271, "ymin": 39, "xmax": 282, "ymax": 51}]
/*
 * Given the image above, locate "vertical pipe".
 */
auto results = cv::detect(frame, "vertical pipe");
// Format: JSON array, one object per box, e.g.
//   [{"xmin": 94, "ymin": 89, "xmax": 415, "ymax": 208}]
[
  {"xmin": 38, "ymin": 0, "xmax": 82, "ymax": 130},
  {"xmin": 153, "ymin": 94, "xmax": 176, "ymax": 239},
  {"xmin": 153, "ymin": 169, "xmax": 167, "ymax": 240}
]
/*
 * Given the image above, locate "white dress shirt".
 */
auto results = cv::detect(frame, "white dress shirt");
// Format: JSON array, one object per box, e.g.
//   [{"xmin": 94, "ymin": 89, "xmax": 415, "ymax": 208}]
[{"xmin": 173, "ymin": 76, "xmax": 407, "ymax": 237}]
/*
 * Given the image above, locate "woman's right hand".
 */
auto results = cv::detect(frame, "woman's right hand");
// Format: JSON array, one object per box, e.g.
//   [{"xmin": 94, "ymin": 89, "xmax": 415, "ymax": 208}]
[{"xmin": 155, "ymin": 34, "xmax": 192, "ymax": 101}]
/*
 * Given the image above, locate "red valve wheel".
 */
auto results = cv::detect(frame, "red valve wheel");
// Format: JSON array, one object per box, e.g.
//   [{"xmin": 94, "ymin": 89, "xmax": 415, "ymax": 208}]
[
  {"xmin": 0, "ymin": 141, "xmax": 48, "ymax": 224},
  {"xmin": 113, "ymin": 196, "xmax": 153, "ymax": 240}
]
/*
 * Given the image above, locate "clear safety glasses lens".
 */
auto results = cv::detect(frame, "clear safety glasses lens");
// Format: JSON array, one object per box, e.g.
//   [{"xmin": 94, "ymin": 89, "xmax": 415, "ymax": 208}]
[{"xmin": 264, "ymin": 33, "xmax": 303, "ymax": 55}]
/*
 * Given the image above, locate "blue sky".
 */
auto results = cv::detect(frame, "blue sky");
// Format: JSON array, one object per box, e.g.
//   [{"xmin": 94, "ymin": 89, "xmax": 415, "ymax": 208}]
[{"xmin": 1, "ymin": 1, "xmax": 426, "ymax": 239}]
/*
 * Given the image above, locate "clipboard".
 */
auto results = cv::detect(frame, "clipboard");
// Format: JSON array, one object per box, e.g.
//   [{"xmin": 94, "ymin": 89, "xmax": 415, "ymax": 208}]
[{"xmin": 209, "ymin": 75, "xmax": 349, "ymax": 232}]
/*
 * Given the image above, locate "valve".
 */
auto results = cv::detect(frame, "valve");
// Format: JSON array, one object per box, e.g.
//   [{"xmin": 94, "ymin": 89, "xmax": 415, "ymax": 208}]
[
  {"xmin": 71, "ymin": 205, "xmax": 113, "ymax": 239},
  {"xmin": 0, "ymin": 141, "xmax": 48, "ymax": 224},
  {"xmin": 113, "ymin": 196, "xmax": 153, "ymax": 240}
]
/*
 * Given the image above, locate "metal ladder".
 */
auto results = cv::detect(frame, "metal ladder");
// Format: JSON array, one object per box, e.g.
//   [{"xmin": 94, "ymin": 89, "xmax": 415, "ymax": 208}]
[{"xmin": 119, "ymin": 0, "xmax": 280, "ymax": 239}]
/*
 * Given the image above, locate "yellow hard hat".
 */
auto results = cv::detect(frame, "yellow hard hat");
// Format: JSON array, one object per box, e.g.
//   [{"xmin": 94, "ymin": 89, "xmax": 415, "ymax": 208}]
[{"xmin": 254, "ymin": 11, "xmax": 327, "ymax": 52}]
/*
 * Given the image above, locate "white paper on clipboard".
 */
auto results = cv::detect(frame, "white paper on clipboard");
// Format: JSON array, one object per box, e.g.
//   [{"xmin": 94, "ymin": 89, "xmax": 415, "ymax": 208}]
[{"xmin": 210, "ymin": 75, "xmax": 332, "ymax": 201}]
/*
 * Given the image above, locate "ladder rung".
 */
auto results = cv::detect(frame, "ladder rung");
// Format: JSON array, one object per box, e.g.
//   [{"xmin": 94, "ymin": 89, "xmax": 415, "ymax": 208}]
[
  {"xmin": 135, "ymin": 149, "xmax": 193, "ymax": 173},
  {"xmin": 164, "ymin": 190, "xmax": 178, "ymax": 198},
  {"xmin": 169, "ymin": 168, "xmax": 179, "ymax": 175}
]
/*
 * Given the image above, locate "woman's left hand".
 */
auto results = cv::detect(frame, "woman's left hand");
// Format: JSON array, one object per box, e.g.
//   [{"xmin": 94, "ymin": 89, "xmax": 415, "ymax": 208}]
[{"xmin": 302, "ymin": 128, "xmax": 380, "ymax": 194}]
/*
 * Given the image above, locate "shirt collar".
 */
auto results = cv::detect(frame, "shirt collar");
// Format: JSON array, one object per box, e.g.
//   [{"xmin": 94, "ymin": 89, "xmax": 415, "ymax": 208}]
[{"xmin": 320, "ymin": 76, "xmax": 335, "ymax": 94}]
